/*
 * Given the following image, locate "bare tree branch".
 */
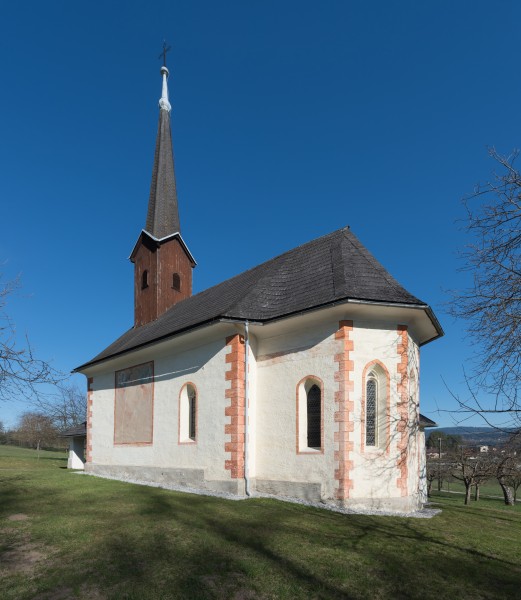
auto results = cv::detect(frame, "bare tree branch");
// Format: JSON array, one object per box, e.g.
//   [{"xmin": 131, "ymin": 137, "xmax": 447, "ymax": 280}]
[
  {"xmin": 448, "ymin": 148, "xmax": 521, "ymax": 426},
  {"xmin": 0, "ymin": 274, "xmax": 66, "ymax": 404}
]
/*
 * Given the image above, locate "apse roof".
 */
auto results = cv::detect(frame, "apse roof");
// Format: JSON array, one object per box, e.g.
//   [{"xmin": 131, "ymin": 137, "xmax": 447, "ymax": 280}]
[{"xmin": 76, "ymin": 226, "xmax": 443, "ymax": 371}]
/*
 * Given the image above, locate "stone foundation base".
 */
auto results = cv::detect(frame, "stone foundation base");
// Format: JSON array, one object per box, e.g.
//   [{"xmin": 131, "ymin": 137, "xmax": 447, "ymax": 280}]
[
  {"xmin": 339, "ymin": 495, "xmax": 422, "ymax": 513},
  {"xmin": 253, "ymin": 478, "xmax": 322, "ymax": 502},
  {"xmin": 85, "ymin": 464, "xmax": 245, "ymax": 495},
  {"xmin": 84, "ymin": 466, "xmax": 422, "ymax": 513}
]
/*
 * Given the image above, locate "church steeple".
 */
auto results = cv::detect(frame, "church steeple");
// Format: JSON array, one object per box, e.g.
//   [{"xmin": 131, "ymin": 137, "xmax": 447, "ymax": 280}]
[
  {"xmin": 145, "ymin": 65, "xmax": 181, "ymax": 238},
  {"xmin": 130, "ymin": 57, "xmax": 196, "ymax": 328}
]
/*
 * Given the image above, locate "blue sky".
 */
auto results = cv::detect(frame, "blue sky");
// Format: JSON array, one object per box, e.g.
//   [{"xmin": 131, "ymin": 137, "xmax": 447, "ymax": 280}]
[{"xmin": 1, "ymin": 1, "xmax": 519, "ymax": 428}]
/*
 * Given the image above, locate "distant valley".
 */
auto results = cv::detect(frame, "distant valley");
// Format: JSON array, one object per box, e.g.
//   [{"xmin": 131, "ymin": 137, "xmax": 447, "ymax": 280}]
[{"xmin": 426, "ymin": 426, "xmax": 518, "ymax": 447}]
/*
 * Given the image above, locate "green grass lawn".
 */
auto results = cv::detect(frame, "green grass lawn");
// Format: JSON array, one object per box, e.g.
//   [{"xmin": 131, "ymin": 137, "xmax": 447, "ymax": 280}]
[
  {"xmin": 1, "ymin": 445, "xmax": 520, "ymax": 600},
  {"xmin": 436, "ymin": 478, "xmax": 520, "ymax": 500}
]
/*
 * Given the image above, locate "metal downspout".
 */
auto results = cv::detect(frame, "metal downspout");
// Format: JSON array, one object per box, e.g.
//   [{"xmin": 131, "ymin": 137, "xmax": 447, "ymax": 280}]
[{"xmin": 244, "ymin": 321, "xmax": 251, "ymax": 496}]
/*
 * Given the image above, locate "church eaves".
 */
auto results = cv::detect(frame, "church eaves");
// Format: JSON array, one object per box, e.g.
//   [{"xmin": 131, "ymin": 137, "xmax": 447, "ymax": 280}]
[
  {"xmin": 76, "ymin": 226, "xmax": 444, "ymax": 371},
  {"xmin": 144, "ymin": 65, "xmax": 181, "ymax": 239}
]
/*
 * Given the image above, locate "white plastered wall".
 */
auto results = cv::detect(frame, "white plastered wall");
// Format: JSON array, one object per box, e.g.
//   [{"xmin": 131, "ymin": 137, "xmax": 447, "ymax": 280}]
[
  {"xmin": 349, "ymin": 322, "xmax": 401, "ymax": 503},
  {"xmin": 85, "ymin": 325, "xmax": 236, "ymax": 482},
  {"xmin": 254, "ymin": 313, "xmax": 339, "ymax": 499},
  {"xmin": 83, "ymin": 306, "xmax": 426, "ymax": 510},
  {"xmin": 254, "ymin": 313, "xmax": 422, "ymax": 508},
  {"xmin": 246, "ymin": 333, "xmax": 258, "ymax": 481},
  {"xmin": 406, "ymin": 335, "xmax": 422, "ymax": 502}
]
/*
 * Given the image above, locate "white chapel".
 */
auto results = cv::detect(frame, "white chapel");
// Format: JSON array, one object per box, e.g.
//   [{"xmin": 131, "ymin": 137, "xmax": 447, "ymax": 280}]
[{"xmin": 75, "ymin": 61, "xmax": 442, "ymax": 513}]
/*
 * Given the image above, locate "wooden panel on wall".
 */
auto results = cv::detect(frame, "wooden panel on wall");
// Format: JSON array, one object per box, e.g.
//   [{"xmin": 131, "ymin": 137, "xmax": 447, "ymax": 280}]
[{"xmin": 114, "ymin": 361, "xmax": 154, "ymax": 445}]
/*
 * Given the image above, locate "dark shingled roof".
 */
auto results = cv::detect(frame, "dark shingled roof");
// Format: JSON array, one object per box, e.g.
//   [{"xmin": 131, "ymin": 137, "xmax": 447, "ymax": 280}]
[
  {"xmin": 419, "ymin": 414, "xmax": 438, "ymax": 428},
  {"xmin": 145, "ymin": 104, "xmax": 181, "ymax": 238},
  {"xmin": 77, "ymin": 226, "xmax": 437, "ymax": 371},
  {"xmin": 60, "ymin": 422, "xmax": 87, "ymax": 437}
]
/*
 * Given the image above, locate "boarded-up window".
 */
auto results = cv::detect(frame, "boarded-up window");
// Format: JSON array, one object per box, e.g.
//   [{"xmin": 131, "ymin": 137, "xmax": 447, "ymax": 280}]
[{"xmin": 114, "ymin": 362, "xmax": 154, "ymax": 444}]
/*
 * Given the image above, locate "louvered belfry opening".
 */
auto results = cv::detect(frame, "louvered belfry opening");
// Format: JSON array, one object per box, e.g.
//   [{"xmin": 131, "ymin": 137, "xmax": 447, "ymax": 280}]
[
  {"xmin": 366, "ymin": 377, "xmax": 377, "ymax": 446},
  {"xmin": 307, "ymin": 384, "xmax": 321, "ymax": 449}
]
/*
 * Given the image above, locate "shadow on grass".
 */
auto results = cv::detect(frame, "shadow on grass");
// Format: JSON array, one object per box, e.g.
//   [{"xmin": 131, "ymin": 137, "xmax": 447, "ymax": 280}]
[
  {"xmin": 0, "ymin": 474, "xmax": 31, "ymax": 519},
  {"xmin": 77, "ymin": 487, "xmax": 521, "ymax": 599},
  {"xmin": 2, "ymin": 473, "xmax": 521, "ymax": 600}
]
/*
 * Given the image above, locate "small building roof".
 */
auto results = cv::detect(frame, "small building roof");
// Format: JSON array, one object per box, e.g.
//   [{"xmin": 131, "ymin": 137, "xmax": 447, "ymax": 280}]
[
  {"xmin": 60, "ymin": 422, "xmax": 87, "ymax": 438},
  {"xmin": 75, "ymin": 226, "xmax": 443, "ymax": 372},
  {"xmin": 419, "ymin": 414, "xmax": 438, "ymax": 428}
]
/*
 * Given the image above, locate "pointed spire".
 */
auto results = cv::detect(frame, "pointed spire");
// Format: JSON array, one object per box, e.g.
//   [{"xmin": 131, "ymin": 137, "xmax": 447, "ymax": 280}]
[
  {"xmin": 159, "ymin": 66, "xmax": 171, "ymax": 112},
  {"xmin": 145, "ymin": 65, "xmax": 181, "ymax": 238}
]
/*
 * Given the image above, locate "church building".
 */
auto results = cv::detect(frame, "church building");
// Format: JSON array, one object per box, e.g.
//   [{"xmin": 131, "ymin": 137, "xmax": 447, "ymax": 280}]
[{"xmin": 75, "ymin": 62, "xmax": 442, "ymax": 513}]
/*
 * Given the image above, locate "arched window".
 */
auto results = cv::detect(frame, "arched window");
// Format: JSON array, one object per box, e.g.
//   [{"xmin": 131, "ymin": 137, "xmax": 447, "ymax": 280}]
[
  {"xmin": 172, "ymin": 273, "xmax": 181, "ymax": 291},
  {"xmin": 188, "ymin": 387, "xmax": 196, "ymax": 441},
  {"xmin": 296, "ymin": 377, "xmax": 323, "ymax": 453},
  {"xmin": 366, "ymin": 374, "xmax": 378, "ymax": 446},
  {"xmin": 362, "ymin": 361, "xmax": 390, "ymax": 452},
  {"xmin": 307, "ymin": 385, "xmax": 321, "ymax": 449},
  {"xmin": 141, "ymin": 270, "xmax": 149, "ymax": 289},
  {"xmin": 179, "ymin": 383, "xmax": 197, "ymax": 444}
]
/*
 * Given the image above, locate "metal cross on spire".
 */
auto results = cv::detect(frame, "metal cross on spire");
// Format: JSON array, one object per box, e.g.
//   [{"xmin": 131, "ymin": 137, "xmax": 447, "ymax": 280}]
[{"xmin": 159, "ymin": 41, "xmax": 171, "ymax": 67}]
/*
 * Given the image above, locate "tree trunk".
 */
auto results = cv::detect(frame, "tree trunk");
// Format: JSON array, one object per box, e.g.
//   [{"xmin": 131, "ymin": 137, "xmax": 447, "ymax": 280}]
[
  {"xmin": 474, "ymin": 484, "xmax": 480, "ymax": 502},
  {"xmin": 499, "ymin": 482, "xmax": 515, "ymax": 506},
  {"xmin": 464, "ymin": 483, "xmax": 472, "ymax": 505},
  {"xmin": 427, "ymin": 479, "xmax": 432, "ymax": 497}
]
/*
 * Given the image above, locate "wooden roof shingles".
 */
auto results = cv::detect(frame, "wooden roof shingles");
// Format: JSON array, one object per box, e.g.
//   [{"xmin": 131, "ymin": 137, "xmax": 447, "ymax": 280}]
[{"xmin": 76, "ymin": 226, "xmax": 441, "ymax": 371}]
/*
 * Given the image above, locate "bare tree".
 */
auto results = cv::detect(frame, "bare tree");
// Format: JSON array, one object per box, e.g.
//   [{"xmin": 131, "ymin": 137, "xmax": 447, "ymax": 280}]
[
  {"xmin": 448, "ymin": 148, "xmax": 521, "ymax": 426},
  {"xmin": 35, "ymin": 384, "xmax": 86, "ymax": 430},
  {"xmin": 0, "ymin": 275, "xmax": 65, "ymax": 403},
  {"xmin": 13, "ymin": 412, "xmax": 58, "ymax": 455},
  {"xmin": 425, "ymin": 458, "xmax": 438, "ymax": 497},
  {"xmin": 450, "ymin": 448, "xmax": 493, "ymax": 505},
  {"xmin": 493, "ymin": 432, "xmax": 521, "ymax": 505},
  {"xmin": 507, "ymin": 465, "xmax": 521, "ymax": 503}
]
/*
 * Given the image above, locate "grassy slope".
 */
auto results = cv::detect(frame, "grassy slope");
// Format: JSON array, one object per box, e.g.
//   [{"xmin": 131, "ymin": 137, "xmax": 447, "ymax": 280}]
[{"xmin": 1, "ymin": 446, "xmax": 520, "ymax": 600}]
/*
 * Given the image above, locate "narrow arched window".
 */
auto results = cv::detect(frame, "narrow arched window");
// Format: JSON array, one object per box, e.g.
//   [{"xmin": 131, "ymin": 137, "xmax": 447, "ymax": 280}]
[
  {"xmin": 179, "ymin": 383, "xmax": 197, "ymax": 444},
  {"xmin": 307, "ymin": 384, "xmax": 321, "ymax": 449},
  {"xmin": 297, "ymin": 377, "xmax": 323, "ymax": 453},
  {"xmin": 141, "ymin": 270, "xmax": 149, "ymax": 289},
  {"xmin": 188, "ymin": 387, "xmax": 196, "ymax": 441},
  {"xmin": 366, "ymin": 375, "xmax": 377, "ymax": 446},
  {"xmin": 172, "ymin": 272, "xmax": 181, "ymax": 291}
]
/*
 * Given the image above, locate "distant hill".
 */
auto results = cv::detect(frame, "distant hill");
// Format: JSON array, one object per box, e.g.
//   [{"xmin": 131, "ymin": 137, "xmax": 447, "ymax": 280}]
[{"xmin": 426, "ymin": 426, "xmax": 518, "ymax": 447}]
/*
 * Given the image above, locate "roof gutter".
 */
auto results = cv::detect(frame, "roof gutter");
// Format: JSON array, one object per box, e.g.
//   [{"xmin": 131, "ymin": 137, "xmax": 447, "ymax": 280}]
[
  {"xmin": 73, "ymin": 317, "xmax": 228, "ymax": 373},
  {"xmin": 345, "ymin": 299, "xmax": 444, "ymax": 345},
  {"xmin": 73, "ymin": 317, "xmax": 263, "ymax": 373},
  {"xmin": 253, "ymin": 297, "xmax": 444, "ymax": 346},
  {"xmin": 75, "ymin": 298, "xmax": 443, "ymax": 373}
]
